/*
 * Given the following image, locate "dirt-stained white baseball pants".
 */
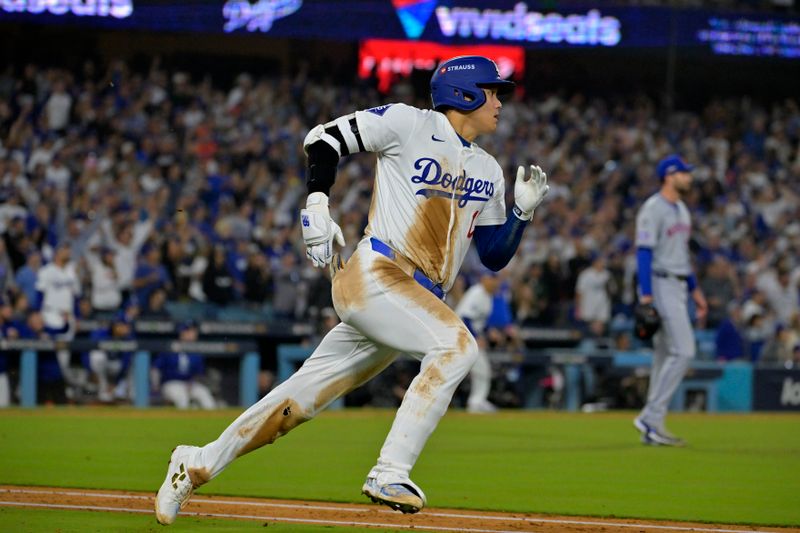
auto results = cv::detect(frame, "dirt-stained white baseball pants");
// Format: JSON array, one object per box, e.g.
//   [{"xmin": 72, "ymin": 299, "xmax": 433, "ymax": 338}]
[{"xmin": 193, "ymin": 237, "xmax": 478, "ymax": 486}]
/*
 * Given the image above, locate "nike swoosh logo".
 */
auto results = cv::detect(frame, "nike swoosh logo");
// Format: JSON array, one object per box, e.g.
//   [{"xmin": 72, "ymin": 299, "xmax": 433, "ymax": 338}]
[{"xmin": 431, "ymin": 134, "xmax": 445, "ymax": 142}]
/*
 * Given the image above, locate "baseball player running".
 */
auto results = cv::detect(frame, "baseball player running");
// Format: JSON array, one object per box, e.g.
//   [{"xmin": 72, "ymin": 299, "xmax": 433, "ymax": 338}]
[
  {"xmin": 633, "ymin": 155, "xmax": 708, "ymax": 446},
  {"xmin": 455, "ymin": 271, "xmax": 501, "ymax": 413},
  {"xmin": 155, "ymin": 56, "xmax": 549, "ymax": 524}
]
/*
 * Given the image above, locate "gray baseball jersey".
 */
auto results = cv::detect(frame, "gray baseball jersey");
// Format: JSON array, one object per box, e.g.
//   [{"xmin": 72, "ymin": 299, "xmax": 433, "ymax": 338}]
[{"xmin": 635, "ymin": 193, "xmax": 692, "ymax": 275}]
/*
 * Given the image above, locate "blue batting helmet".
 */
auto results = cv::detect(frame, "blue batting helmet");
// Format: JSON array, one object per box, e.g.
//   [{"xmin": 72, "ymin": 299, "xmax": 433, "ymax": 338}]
[{"xmin": 430, "ymin": 56, "xmax": 515, "ymax": 112}]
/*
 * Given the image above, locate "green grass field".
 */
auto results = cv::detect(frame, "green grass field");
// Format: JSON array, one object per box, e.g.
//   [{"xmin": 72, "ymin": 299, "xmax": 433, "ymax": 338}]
[{"xmin": 0, "ymin": 408, "xmax": 798, "ymax": 531}]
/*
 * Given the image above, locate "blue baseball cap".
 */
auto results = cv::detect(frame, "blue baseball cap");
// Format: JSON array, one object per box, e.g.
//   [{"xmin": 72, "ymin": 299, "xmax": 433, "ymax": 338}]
[
  {"xmin": 177, "ymin": 319, "xmax": 198, "ymax": 333},
  {"xmin": 112, "ymin": 310, "xmax": 131, "ymax": 325},
  {"xmin": 656, "ymin": 154, "xmax": 694, "ymax": 180},
  {"xmin": 479, "ymin": 269, "xmax": 499, "ymax": 279}
]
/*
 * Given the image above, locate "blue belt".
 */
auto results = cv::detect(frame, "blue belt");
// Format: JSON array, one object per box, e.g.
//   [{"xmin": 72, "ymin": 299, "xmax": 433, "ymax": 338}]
[{"xmin": 369, "ymin": 237, "xmax": 445, "ymax": 300}]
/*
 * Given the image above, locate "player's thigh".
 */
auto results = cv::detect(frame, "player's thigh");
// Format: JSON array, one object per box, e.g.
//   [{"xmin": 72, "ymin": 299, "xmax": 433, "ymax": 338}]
[
  {"xmin": 290, "ymin": 322, "xmax": 400, "ymax": 412},
  {"xmin": 88, "ymin": 350, "xmax": 108, "ymax": 374},
  {"xmin": 661, "ymin": 312, "xmax": 695, "ymax": 358},
  {"xmin": 653, "ymin": 280, "xmax": 695, "ymax": 358},
  {"xmin": 332, "ymin": 246, "xmax": 470, "ymax": 358},
  {"xmin": 190, "ymin": 383, "xmax": 216, "ymax": 409},
  {"xmin": 161, "ymin": 381, "xmax": 190, "ymax": 408}
]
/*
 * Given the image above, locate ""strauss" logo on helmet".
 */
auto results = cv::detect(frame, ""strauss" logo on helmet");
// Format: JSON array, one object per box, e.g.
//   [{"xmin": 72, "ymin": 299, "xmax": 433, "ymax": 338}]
[{"xmin": 445, "ymin": 64, "xmax": 476, "ymax": 72}]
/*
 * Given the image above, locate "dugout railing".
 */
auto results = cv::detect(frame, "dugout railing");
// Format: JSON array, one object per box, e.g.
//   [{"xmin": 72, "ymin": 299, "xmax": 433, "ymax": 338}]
[
  {"xmin": 1, "ymin": 338, "xmax": 261, "ymax": 408},
  {"xmin": 4, "ymin": 336, "xmax": 792, "ymax": 412}
]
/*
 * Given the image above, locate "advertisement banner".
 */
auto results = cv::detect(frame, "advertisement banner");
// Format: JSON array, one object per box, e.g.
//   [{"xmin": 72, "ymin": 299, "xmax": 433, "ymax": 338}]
[
  {"xmin": 1, "ymin": 0, "xmax": 798, "ymax": 58},
  {"xmin": 753, "ymin": 368, "xmax": 800, "ymax": 411},
  {"xmin": 358, "ymin": 39, "xmax": 524, "ymax": 92}
]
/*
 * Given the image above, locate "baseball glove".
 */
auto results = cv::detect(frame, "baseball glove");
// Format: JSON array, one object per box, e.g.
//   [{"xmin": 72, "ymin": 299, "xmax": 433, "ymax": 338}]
[{"xmin": 633, "ymin": 302, "xmax": 661, "ymax": 340}]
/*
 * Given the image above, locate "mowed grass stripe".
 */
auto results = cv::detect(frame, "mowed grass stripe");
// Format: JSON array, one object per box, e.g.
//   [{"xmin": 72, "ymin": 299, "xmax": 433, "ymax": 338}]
[{"xmin": 0, "ymin": 409, "xmax": 797, "ymax": 526}]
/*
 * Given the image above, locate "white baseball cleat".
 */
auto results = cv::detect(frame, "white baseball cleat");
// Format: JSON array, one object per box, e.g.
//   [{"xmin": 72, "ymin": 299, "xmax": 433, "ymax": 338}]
[
  {"xmin": 634, "ymin": 417, "xmax": 686, "ymax": 447},
  {"xmin": 362, "ymin": 475, "xmax": 427, "ymax": 514},
  {"xmin": 154, "ymin": 445, "xmax": 203, "ymax": 525},
  {"xmin": 467, "ymin": 400, "xmax": 498, "ymax": 414}
]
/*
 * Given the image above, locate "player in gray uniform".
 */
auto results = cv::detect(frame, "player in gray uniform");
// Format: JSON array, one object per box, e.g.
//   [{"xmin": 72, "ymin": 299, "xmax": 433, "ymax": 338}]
[{"xmin": 633, "ymin": 155, "xmax": 708, "ymax": 446}]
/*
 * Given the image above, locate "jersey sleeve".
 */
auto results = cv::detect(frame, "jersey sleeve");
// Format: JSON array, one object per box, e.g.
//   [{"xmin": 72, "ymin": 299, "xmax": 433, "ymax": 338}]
[
  {"xmin": 635, "ymin": 204, "xmax": 658, "ymax": 248},
  {"xmin": 464, "ymin": 292, "xmax": 486, "ymax": 320},
  {"xmin": 475, "ymin": 163, "xmax": 506, "ymax": 226},
  {"xmin": 70, "ymin": 265, "xmax": 82, "ymax": 296},
  {"xmin": 456, "ymin": 288, "xmax": 481, "ymax": 320},
  {"xmin": 355, "ymin": 103, "xmax": 418, "ymax": 156},
  {"xmin": 35, "ymin": 267, "xmax": 50, "ymax": 291},
  {"xmin": 576, "ymin": 270, "xmax": 590, "ymax": 295}
]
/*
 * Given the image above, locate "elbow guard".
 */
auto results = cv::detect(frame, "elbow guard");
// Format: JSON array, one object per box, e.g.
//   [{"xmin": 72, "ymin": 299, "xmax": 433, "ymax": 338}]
[
  {"xmin": 303, "ymin": 114, "xmax": 365, "ymax": 195},
  {"xmin": 303, "ymin": 114, "xmax": 364, "ymax": 157}
]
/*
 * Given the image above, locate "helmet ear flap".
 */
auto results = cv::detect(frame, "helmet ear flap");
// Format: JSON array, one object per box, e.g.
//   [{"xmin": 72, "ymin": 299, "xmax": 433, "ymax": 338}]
[{"xmin": 458, "ymin": 86, "xmax": 484, "ymax": 110}]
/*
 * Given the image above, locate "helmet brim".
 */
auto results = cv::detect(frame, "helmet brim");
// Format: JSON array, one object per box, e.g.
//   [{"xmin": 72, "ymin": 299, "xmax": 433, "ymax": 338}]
[{"xmin": 476, "ymin": 80, "xmax": 516, "ymax": 95}]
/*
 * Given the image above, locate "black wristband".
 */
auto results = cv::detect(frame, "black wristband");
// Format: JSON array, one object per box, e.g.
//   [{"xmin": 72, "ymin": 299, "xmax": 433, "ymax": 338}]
[{"xmin": 512, "ymin": 204, "xmax": 530, "ymax": 220}]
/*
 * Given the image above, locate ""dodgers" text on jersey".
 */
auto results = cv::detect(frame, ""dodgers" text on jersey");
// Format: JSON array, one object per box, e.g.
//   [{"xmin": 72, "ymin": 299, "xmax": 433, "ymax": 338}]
[{"xmin": 410, "ymin": 157, "xmax": 494, "ymax": 208}]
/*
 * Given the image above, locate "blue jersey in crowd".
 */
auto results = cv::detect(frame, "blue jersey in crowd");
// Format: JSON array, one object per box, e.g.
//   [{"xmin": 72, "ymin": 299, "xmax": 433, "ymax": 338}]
[
  {"xmin": 153, "ymin": 352, "xmax": 206, "ymax": 382},
  {"xmin": 81, "ymin": 328, "xmax": 134, "ymax": 384},
  {"xmin": 486, "ymin": 281, "xmax": 514, "ymax": 330},
  {"xmin": 134, "ymin": 262, "xmax": 171, "ymax": 308},
  {"xmin": 13, "ymin": 321, "xmax": 63, "ymax": 383}
]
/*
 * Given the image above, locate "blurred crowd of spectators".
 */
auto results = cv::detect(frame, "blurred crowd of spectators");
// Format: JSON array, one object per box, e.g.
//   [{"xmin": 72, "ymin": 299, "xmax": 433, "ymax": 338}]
[{"xmin": 0, "ymin": 57, "xmax": 799, "ymax": 405}]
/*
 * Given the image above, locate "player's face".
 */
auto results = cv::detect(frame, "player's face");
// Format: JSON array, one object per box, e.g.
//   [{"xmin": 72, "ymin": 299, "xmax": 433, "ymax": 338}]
[
  {"xmin": 180, "ymin": 327, "xmax": 198, "ymax": 342},
  {"xmin": 481, "ymin": 273, "xmax": 501, "ymax": 294},
  {"xmin": 671, "ymin": 171, "xmax": 693, "ymax": 195},
  {"xmin": 56, "ymin": 246, "xmax": 71, "ymax": 264},
  {"xmin": 472, "ymin": 88, "xmax": 502, "ymax": 135}
]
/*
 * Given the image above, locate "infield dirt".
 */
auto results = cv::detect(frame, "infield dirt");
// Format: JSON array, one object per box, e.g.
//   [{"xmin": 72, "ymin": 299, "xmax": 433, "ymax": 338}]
[{"xmin": 1, "ymin": 485, "xmax": 797, "ymax": 532}]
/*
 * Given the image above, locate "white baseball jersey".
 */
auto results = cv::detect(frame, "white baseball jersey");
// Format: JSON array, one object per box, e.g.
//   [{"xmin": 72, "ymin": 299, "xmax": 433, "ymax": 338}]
[
  {"xmin": 576, "ymin": 267, "xmax": 611, "ymax": 322},
  {"xmin": 179, "ymin": 103, "xmax": 511, "ymax": 508},
  {"xmin": 86, "ymin": 253, "xmax": 122, "ymax": 311},
  {"xmin": 102, "ymin": 218, "xmax": 154, "ymax": 290},
  {"xmin": 36, "ymin": 261, "xmax": 81, "ymax": 329},
  {"xmin": 454, "ymin": 282, "xmax": 493, "ymax": 333},
  {"xmin": 355, "ymin": 103, "xmax": 507, "ymax": 291}
]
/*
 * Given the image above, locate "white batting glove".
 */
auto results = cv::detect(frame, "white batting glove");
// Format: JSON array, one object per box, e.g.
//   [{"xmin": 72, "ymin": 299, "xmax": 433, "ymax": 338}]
[
  {"xmin": 300, "ymin": 192, "xmax": 345, "ymax": 268},
  {"xmin": 513, "ymin": 164, "xmax": 549, "ymax": 221}
]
